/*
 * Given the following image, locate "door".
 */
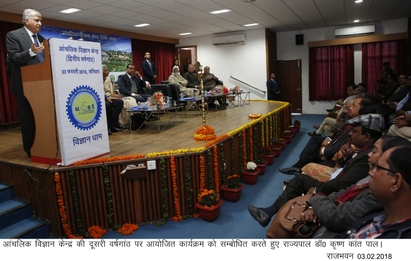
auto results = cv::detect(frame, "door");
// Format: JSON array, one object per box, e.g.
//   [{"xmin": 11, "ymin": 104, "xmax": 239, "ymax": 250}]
[
  {"xmin": 275, "ymin": 60, "xmax": 302, "ymax": 113},
  {"xmin": 179, "ymin": 49, "xmax": 192, "ymax": 75}
]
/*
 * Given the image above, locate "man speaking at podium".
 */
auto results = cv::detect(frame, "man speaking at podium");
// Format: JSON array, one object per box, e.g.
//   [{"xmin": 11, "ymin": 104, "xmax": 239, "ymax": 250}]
[{"xmin": 6, "ymin": 9, "xmax": 45, "ymax": 157}]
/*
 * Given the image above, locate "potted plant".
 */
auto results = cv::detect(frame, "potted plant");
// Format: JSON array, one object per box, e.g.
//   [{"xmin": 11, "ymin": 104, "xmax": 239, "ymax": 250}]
[
  {"xmin": 255, "ymin": 157, "xmax": 267, "ymax": 175},
  {"xmin": 271, "ymin": 138, "xmax": 286, "ymax": 151},
  {"xmin": 195, "ymin": 189, "xmax": 223, "ymax": 222},
  {"xmin": 241, "ymin": 161, "xmax": 260, "ymax": 184},
  {"xmin": 282, "ymin": 130, "xmax": 293, "ymax": 144},
  {"xmin": 259, "ymin": 146, "xmax": 275, "ymax": 165},
  {"xmin": 293, "ymin": 120, "xmax": 301, "ymax": 132},
  {"xmin": 221, "ymin": 174, "xmax": 244, "ymax": 202}
]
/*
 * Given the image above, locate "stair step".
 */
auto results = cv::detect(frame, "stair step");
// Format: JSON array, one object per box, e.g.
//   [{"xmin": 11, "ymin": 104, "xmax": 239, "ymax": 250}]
[
  {"xmin": 0, "ymin": 217, "xmax": 49, "ymax": 238},
  {"xmin": 0, "ymin": 184, "xmax": 14, "ymax": 203},
  {"xmin": 0, "ymin": 199, "xmax": 32, "ymax": 231}
]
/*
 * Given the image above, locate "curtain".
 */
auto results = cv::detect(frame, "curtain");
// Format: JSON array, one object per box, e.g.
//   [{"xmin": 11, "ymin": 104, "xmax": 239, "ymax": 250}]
[
  {"xmin": 0, "ymin": 21, "xmax": 21, "ymax": 125},
  {"xmin": 361, "ymin": 40, "xmax": 407, "ymax": 95},
  {"xmin": 309, "ymin": 45, "xmax": 354, "ymax": 101},
  {"xmin": 131, "ymin": 39, "xmax": 176, "ymax": 84}
]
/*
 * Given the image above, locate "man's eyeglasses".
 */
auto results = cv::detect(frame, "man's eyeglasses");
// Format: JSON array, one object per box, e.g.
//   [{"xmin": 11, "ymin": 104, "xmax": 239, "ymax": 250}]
[
  {"xmin": 128, "ymin": 67, "xmax": 136, "ymax": 70},
  {"xmin": 370, "ymin": 162, "xmax": 396, "ymax": 175}
]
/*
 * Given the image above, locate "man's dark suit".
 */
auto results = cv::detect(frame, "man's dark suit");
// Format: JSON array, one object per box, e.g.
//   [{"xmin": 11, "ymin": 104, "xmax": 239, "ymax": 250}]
[
  {"xmin": 266, "ymin": 79, "xmax": 280, "ymax": 100},
  {"xmin": 274, "ymin": 145, "xmax": 373, "ymax": 209},
  {"xmin": 117, "ymin": 73, "xmax": 151, "ymax": 102},
  {"xmin": 141, "ymin": 59, "xmax": 157, "ymax": 84},
  {"xmin": 6, "ymin": 26, "xmax": 45, "ymax": 156}
]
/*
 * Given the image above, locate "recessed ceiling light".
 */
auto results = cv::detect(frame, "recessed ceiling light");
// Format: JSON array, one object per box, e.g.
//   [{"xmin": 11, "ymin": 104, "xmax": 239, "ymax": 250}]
[
  {"xmin": 179, "ymin": 32, "xmax": 192, "ymax": 36},
  {"xmin": 354, "ymin": 20, "xmax": 360, "ymax": 23},
  {"xmin": 210, "ymin": 9, "xmax": 231, "ymax": 15},
  {"xmin": 243, "ymin": 0, "xmax": 256, "ymax": 2},
  {"xmin": 134, "ymin": 23, "xmax": 150, "ymax": 27},
  {"xmin": 59, "ymin": 8, "xmax": 81, "ymax": 14},
  {"xmin": 355, "ymin": 0, "xmax": 363, "ymax": 3},
  {"xmin": 244, "ymin": 23, "xmax": 259, "ymax": 27}
]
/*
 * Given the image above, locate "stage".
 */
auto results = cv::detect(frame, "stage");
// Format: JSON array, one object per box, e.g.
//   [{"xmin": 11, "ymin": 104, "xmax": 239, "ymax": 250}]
[{"xmin": 0, "ymin": 100, "xmax": 291, "ymax": 238}]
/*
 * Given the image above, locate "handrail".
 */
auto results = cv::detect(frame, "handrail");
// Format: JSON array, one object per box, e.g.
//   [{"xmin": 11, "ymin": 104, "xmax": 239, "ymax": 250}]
[{"xmin": 230, "ymin": 75, "xmax": 266, "ymax": 95}]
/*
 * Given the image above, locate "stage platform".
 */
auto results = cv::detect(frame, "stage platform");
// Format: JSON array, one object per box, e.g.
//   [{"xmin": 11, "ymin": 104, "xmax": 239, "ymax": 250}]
[{"xmin": 0, "ymin": 100, "xmax": 291, "ymax": 238}]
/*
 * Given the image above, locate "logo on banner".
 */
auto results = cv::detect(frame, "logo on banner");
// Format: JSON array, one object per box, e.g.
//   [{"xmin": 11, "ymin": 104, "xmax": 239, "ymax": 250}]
[{"xmin": 66, "ymin": 85, "xmax": 102, "ymax": 130}]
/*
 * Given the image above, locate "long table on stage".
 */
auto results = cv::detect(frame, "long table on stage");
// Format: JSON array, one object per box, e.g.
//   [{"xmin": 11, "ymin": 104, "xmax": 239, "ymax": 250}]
[{"xmin": 0, "ymin": 100, "xmax": 292, "ymax": 238}]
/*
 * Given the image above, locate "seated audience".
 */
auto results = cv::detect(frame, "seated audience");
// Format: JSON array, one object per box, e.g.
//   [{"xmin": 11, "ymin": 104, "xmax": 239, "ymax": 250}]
[
  {"xmin": 117, "ymin": 64, "xmax": 151, "ymax": 103},
  {"xmin": 248, "ymin": 113, "xmax": 385, "ymax": 227},
  {"xmin": 184, "ymin": 64, "xmax": 201, "ymax": 89},
  {"xmin": 102, "ymin": 65, "xmax": 124, "ymax": 135},
  {"xmin": 308, "ymin": 95, "xmax": 357, "ymax": 137},
  {"xmin": 202, "ymin": 66, "xmax": 227, "ymax": 107},
  {"xmin": 386, "ymin": 74, "xmax": 410, "ymax": 103},
  {"xmin": 168, "ymin": 66, "xmax": 198, "ymax": 109},
  {"xmin": 338, "ymin": 146, "xmax": 411, "ymax": 238},
  {"xmin": 325, "ymin": 83, "xmax": 355, "ymax": 114},
  {"xmin": 304, "ymin": 135, "xmax": 411, "ymax": 238},
  {"xmin": 387, "ymin": 113, "xmax": 411, "ymax": 140},
  {"xmin": 280, "ymin": 95, "xmax": 372, "ymax": 175}
]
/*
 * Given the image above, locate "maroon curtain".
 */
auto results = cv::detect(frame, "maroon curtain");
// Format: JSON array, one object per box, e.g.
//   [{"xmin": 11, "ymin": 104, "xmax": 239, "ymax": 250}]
[
  {"xmin": 309, "ymin": 45, "xmax": 354, "ymax": 101},
  {"xmin": 0, "ymin": 21, "xmax": 20, "ymax": 125},
  {"xmin": 361, "ymin": 40, "xmax": 407, "ymax": 95},
  {"xmin": 131, "ymin": 39, "xmax": 175, "ymax": 84}
]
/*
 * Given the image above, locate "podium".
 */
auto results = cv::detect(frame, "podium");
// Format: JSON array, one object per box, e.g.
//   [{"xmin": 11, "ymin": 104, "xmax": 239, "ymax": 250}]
[
  {"xmin": 21, "ymin": 40, "xmax": 61, "ymax": 164},
  {"xmin": 21, "ymin": 38, "xmax": 110, "ymax": 166}
]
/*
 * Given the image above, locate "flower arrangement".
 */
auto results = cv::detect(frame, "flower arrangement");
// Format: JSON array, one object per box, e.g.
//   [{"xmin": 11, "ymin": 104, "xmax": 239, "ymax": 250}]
[
  {"xmin": 197, "ymin": 189, "xmax": 220, "ymax": 207},
  {"xmin": 118, "ymin": 223, "xmax": 139, "ymax": 235},
  {"xmin": 230, "ymin": 85, "xmax": 242, "ymax": 94},
  {"xmin": 261, "ymin": 146, "xmax": 273, "ymax": 155},
  {"xmin": 254, "ymin": 157, "xmax": 266, "ymax": 164},
  {"xmin": 294, "ymin": 120, "xmax": 301, "ymax": 125},
  {"xmin": 150, "ymin": 91, "xmax": 165, "ymax": 109},
  {"xmin": 246, "ymin": 161, "xmax": 258, "ymax": 171},
  {"xmin": 88, "ymin": 225, "xmax": 106, "ymax": 238},
  {"xmin": 224, "ymin": 174, "xmax": 242, "ymax": 189},
  {"xmin": 208, "ymin": 86, "xmax": 226, "ymax": 96},
  {"xmin": 194, "ymin": 124, "xmax": 217, "ymax": 141}
]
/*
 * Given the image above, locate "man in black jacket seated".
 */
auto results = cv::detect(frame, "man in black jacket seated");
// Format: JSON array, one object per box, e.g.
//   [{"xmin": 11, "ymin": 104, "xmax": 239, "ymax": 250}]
[
  {"xmin": 248, "ymin": 113, "xmax": 385, "ymax": 227},
  {"xmin": 279, "ymin": 96, "xmax": 372, "ymax": 175},
  {"xmin": 338, "ymin": 146, "xmax": 411, "ymax": 239}
]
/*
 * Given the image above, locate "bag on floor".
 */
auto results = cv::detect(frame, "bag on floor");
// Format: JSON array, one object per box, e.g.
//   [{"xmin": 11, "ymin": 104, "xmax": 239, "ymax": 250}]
[
  {"xmin": 119, "ymin": 97, "xmax": 138, "ymax": 126},
  {"xmin": 266, "ymin": 187, "xmax": 319, "ymax": 238}
]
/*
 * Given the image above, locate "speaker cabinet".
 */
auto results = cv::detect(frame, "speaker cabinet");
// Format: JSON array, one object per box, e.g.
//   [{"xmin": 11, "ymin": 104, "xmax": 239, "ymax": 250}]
[{"xmin": 295, "ymin": 34, "xmax": 304, "ymax": 45}]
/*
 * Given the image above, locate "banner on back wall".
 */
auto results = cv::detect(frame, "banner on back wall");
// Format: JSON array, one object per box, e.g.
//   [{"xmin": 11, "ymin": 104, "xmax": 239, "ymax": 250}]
[
  {"xmin": 41, "ymin": 26, "xmax": 131, "ymax": 79},
  {"xmin": 49, "ymin": 38, "xmax": 110, "ymax": 166}
]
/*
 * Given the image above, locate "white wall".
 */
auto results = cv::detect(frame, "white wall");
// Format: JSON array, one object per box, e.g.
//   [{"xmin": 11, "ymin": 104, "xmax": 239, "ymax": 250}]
[
  {"xmin": 178, "ymin": 19, "xmax": 408, "ymax": 114},
  {"xmin": 178, "ymin": 29, "xmax": 268, "ymax": 100},
  {"xmin": 277, "ymin": 18, "xmax": 408, "ymax": 114}
]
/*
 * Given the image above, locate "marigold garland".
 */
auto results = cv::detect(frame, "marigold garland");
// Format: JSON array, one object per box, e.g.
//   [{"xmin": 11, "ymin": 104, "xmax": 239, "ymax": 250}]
[
  {"xmin": 249, "ymin": 127, "xmax": 253, "ymax": 162},
  {"xmin": 242, "ymin": 129, "xmax": 247, "ymax": 169},
  {"xmin": 88, "ymin": 225, "xmax": 106, "ymax": 238},
  {"xmin": 205, "ymin": 134, "xmax": 229, "ymax": 148},
  {"xmin": 54, "ymin": 172, "xmax": 83, "ymax": 239},
  {"xmin": 118, "ymin": 223, "xmax": 138, "ymax": 235},
  {"xmin": 212, "ymin": 145, "xmax": 220, "ymax": 196},
  {"xmin": 170, "ymin": 156, "xmax": 182, "ymax": 221},
  {"xmin": 194, "ymin": 125, "xmax": 217, "ymax": 141},
  {"xmin": 73, "ymin": 154, "xmax": 146, "ymax": 166},
  {"xmin": 199, "ymin": 155, "xmax": 205, "ymax": 190}
]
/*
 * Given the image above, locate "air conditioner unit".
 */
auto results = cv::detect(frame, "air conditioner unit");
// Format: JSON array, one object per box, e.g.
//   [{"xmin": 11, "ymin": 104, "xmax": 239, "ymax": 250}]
[
  {"xmin": 335, "ymin": 25, "xmax": 375, "ymax": 38},
  {"xmin": 212, "ymin": 34, "xmax": 246, "ymax": 46}
]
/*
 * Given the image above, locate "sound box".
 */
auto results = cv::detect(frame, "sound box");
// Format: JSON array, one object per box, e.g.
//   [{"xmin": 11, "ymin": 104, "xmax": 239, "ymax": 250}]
[{"xmin": 295, "ymin": 34, "xmax": 304, "ymax": 45}]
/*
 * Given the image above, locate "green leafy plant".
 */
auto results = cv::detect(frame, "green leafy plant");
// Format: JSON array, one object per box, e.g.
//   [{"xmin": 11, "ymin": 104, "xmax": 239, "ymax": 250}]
[
  {"xmin": 224, "ymin": 174, "xmax": 242, "ymax": 189},
  {"xmin": 197, "ymin": 189, "xmax": 219, "ymax": 207}
]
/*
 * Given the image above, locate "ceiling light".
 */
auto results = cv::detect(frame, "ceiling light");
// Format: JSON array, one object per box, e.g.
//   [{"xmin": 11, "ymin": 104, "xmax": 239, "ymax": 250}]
[
  {"xmin": 243, "ymin": 0, "xmax": 256, "ymax": 2},
  {"xmin": 244, "ymin": 23, "xmax": 259, "ymax": 27},
  {"xmin": 134, "ymin": 23, "xmax": 150, "ymax": 27},
  {"xmin": 355, "ymin": 0, "xmax": 363, "ymax": 3},
  {"xmin": 354, "ymin": 20, "xmax": 360, "ymax": 23},
  {"xmin": 59, "ymin": 8, "xmax": 81, "ymax": 14},
  {"xmin": 210, "ymin": 9, "xmax": 231, "ymax": 15},
  {"xmin": 179, "ymin": 32, "xmax": 192, "ymax": 36}
]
